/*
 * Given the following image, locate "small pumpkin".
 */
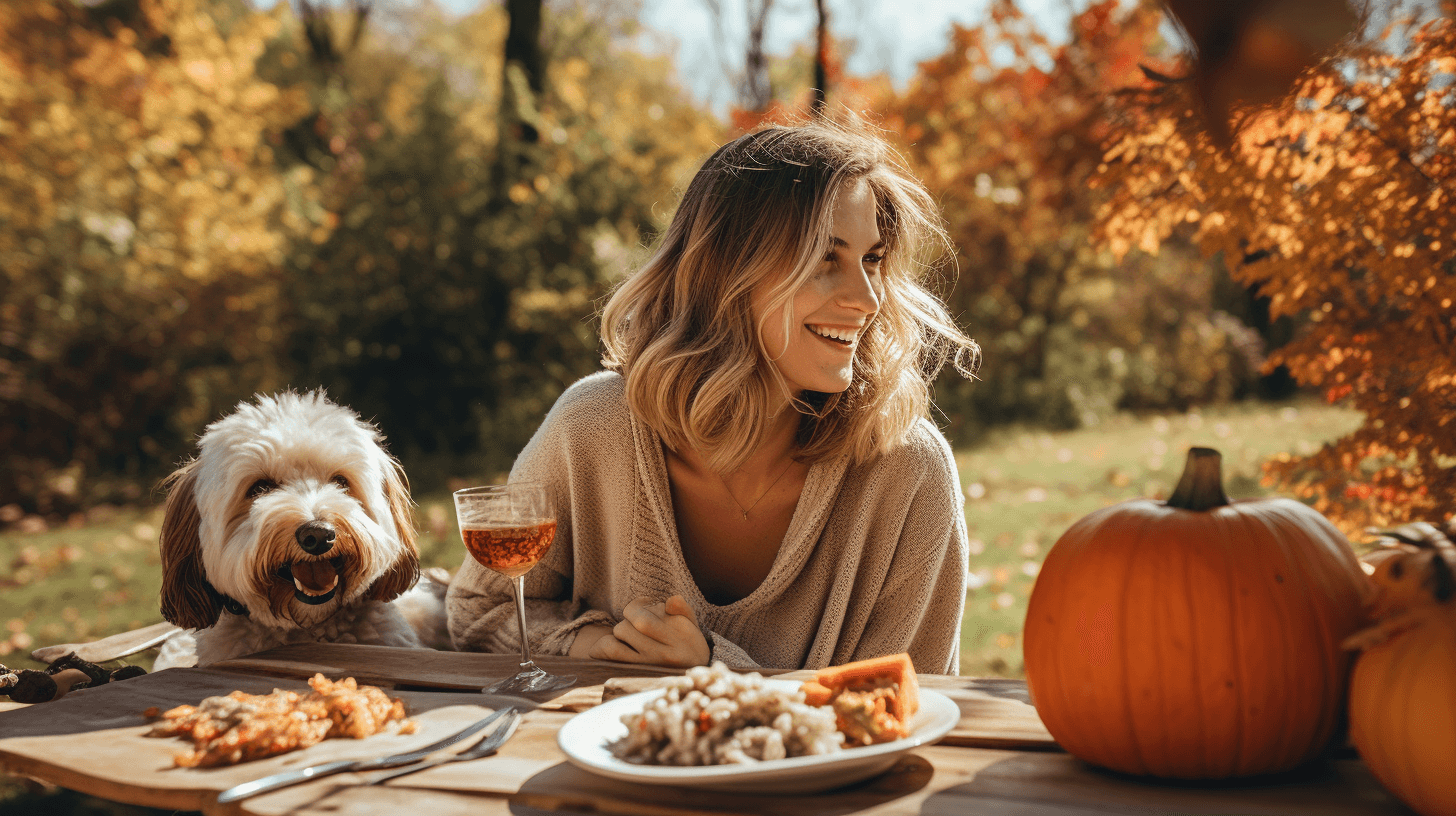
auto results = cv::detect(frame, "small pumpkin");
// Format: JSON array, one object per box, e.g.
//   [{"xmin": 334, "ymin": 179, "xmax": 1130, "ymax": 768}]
[
  {"xmin": 1023, "ymin": 447, "xmax": 1369, "ymax": 778},
  {"xmin": 1345, "ymin": 521, "xmax": 1456, "ymax": 816}
]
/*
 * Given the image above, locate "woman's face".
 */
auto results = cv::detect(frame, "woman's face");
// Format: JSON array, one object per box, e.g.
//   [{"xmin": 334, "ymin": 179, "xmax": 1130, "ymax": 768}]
[{"xmin": 754, "ymin": 177, "xmax": 884, "ymax": 398}]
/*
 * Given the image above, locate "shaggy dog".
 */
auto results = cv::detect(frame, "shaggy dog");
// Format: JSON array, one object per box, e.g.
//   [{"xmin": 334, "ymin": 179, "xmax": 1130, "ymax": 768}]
[{"xmin": 153, "ymin": 391, "xmax": 435, "ymax": 669}]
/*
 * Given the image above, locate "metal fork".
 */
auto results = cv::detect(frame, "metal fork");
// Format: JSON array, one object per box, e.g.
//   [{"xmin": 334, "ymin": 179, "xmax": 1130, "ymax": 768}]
[
  {"xmin": 215, "ymin": 707, "xmax": 512, "ymax": 804},
  {"xmin": 365, "ymin": 707, "xmax": 523, "ymax": 785}
]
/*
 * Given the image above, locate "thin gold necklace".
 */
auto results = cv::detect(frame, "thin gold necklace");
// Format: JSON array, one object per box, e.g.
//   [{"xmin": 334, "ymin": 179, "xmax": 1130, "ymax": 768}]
[{"xmin": 719, "ymin": 457, "xmax": 797, "ymax": 520}]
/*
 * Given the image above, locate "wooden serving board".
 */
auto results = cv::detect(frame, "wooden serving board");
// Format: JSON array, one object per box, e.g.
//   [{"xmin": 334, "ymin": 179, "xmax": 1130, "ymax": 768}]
[{"xmin": 0, "ymin": 666, "xmax": 544, "ymax": 812}]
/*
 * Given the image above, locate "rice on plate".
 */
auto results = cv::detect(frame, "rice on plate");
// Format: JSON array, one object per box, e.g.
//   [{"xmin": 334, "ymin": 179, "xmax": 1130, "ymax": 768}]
[{"xmin": 609, "ymin": 662, "xmax": 844, "ymax": 766}]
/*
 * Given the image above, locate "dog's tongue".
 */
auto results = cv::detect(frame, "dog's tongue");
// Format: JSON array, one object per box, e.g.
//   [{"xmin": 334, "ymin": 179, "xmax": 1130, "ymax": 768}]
[{"xmin": 292, "ymin": 559, "xmax": 339, "ymax": 593}]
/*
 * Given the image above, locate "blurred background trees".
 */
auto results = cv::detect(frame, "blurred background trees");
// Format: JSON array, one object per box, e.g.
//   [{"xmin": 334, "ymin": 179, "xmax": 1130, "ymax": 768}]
[
  {"xmin": 0, "ymin": 0, "xmax": 315, "ymax": 516},
  {"xmin": 0, "ymin": 0, "xmax": 1448, "ymax": 533}
]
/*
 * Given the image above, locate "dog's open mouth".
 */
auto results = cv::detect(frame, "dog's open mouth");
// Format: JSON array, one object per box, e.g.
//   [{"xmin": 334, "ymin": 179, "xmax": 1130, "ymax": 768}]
[{"xmin": 275, "ymin": 556, "xmax": 346, "ymax": 606}]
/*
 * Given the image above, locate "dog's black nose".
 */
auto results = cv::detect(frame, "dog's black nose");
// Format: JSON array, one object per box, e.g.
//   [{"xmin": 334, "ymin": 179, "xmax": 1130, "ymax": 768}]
[{"xmin": 295, "ymin": 521, "xmax": 336, "ymax": 555}]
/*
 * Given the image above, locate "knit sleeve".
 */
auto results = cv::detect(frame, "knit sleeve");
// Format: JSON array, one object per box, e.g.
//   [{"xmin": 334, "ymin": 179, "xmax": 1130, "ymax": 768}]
[
  {"xmin": 706, "ymin": 631, "xmax": 759, "ymax": 669},
  {"xmin": 850, "ymin": 422, "xmax": 969, "ymax": 675},
  {"xmin": 445, "ymin": 375, "xmax": 621, "ymax": 656}
]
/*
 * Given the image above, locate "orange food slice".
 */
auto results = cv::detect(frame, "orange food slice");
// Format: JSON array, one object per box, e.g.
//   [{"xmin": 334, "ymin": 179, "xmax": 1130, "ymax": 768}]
[
  {"xmin": 813, "ymin": 653, "xmax": 919, "ymax": 720},
  {"xmin": 800, "ymin": 653, "xmax": 920, "ymax": 745}
]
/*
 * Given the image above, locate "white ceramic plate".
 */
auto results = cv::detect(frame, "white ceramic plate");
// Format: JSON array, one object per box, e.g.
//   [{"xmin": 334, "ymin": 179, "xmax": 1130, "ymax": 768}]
[{"xmin": 557, "ymin": 678, "xmax": 960, "ymax": 794}]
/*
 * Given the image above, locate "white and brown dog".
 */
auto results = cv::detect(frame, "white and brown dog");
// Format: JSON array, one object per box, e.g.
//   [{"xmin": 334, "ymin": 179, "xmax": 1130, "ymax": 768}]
[{"xmin": 153, "ymin": 391, "xmax": 439, "ymax": 669}]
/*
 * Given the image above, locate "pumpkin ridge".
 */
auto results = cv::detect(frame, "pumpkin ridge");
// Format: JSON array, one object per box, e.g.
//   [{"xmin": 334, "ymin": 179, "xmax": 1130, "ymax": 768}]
[
  {"xmin": 1216, "ymin": 507, "xmax": 1247, "ymax": 777},
  {"xmin": 1119, "ymin": 508, "xmax": 1158, "ymax": 775},
  {"xmin": 1065, "ymin": 504, "xmax": 1129, "ymax": 763},
  {"xmin": 1269, "ymin": 501, "xmax": 1351, "ymax": 762},
  {"xmin": 1389, "ymin": 627, "xmax": 1422, "ymax": 809},
  {"xmin": 1409, "ymin": 638, "xmax": 1444, "ymax": 810},
  {"xmin": 1427, "ymin": 623, "xmax": 1456, "ymax": 814},
  {"xmin": 1247, "ymin": 507, "xmax": 1303, "ymax": 773},
  {"xmin": 1183, "ymin": 508, "xmax": 1213, "ymax": 777},
  {"xmin": 1045, "ymin": 525, "xmax": 1086, "ymax": 763}
]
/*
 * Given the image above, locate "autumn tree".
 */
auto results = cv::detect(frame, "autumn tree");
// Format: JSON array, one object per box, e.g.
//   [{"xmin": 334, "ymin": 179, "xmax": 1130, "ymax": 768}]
[
  {"xmin": 0, "ymin": 0, "xmax": 314, "ymax": 514},
  {"xmin": 276, "ymin": 3, "xmax": 721, "ymax": 479},
  {"xmin": 1096, "ymin": 13, "xmax": 1456, "ymax": 531},
  {"xmin": 866, "ymin": 1, "xmax": 1267, "ymax": 436}
]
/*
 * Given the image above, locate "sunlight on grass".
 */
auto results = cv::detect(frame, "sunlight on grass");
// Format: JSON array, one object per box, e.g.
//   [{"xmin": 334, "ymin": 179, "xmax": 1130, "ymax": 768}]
[
  {"xmin": 954, "ymin": 398, "xmax": 1364, "ymax": 678},
  {"xmin": 0, "ymin": 400, "xmax": 1364, "ymax": 684}
]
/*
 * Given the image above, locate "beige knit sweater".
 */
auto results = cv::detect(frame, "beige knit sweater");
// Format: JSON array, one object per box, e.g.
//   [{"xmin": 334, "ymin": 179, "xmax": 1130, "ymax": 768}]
[{"xmin": 445, "ymin": 371, "xmax": 969, "ymax": 673}]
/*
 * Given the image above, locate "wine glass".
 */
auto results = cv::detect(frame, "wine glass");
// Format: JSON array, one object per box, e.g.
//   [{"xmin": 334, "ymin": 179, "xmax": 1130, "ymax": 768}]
[{"xmin": 453, "ymin": 482, "xmax": 576, "ymax": 695}]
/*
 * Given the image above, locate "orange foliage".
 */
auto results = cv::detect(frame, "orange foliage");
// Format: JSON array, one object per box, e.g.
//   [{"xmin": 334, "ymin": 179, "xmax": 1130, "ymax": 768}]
[
  {"xmin": 1096, "ymin": 16, "xmax": 1456, "ymax": 531},
  {"xmin": 855, "ymin": 2, "xmax": 1264, "ymax": 431}
]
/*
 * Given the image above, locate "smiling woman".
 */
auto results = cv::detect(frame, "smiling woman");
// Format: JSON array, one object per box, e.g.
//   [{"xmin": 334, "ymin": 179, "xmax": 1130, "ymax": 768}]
[{"xmin": 446, "ymin": 119, "xmax": 980, "ymax": 673}]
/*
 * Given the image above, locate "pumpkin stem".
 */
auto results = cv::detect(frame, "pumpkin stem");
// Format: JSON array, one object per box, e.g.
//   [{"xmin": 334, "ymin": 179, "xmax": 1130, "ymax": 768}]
[{"xmin": 1167, "ymin": 447, "xmax": 1232, "ymax": 511}]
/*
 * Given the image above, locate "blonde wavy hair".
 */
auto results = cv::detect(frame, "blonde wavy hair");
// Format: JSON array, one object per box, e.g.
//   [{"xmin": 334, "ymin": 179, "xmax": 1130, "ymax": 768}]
[{"xmin": 600, "ymin": 119, "xmax": 978, "ymax": 474}]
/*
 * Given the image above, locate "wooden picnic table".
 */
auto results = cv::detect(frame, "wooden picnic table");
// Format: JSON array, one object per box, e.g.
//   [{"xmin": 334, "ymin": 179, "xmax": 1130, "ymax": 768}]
[{"xmin": 0, "ymin": 644, "xmax": 1413, "ymax": 815}]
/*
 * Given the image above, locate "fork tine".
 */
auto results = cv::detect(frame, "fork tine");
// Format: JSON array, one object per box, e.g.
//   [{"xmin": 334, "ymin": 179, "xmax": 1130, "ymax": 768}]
[
  {"xmin": 365, "ymin": 707, "xmax": 523, "ymax": 786},
  {"xmin": 460, "ymin": 708, "xmax": 522, "ymax": 759}
]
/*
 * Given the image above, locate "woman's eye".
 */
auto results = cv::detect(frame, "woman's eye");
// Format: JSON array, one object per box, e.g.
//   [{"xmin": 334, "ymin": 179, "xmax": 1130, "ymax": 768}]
[
  {"xmin": 247, "ymin": 478, "xmax": 278, "ymax": 498},
  {"xmin": 864, "ymin": 253, "xmax": 884, "ymax": 265},
  {"xmin": 331, "ymin": 475, "xmax": 351, "ymax": 490}
]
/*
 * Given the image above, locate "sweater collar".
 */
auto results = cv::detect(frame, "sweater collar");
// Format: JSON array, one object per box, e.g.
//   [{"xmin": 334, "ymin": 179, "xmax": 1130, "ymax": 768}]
[{"xmin": 629, "ymin": 410, "xmax": 850, "ymax": 611}]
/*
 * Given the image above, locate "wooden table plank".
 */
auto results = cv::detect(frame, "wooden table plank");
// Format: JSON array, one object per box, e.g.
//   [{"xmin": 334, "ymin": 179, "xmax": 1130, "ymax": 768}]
[
  {"xmin": 0, "ymin": 646, "xmax": 1409, "ymax": 816},
  {"xmin": 214, "ymin": 746, "xmax": 1411, "ymax": 816}
]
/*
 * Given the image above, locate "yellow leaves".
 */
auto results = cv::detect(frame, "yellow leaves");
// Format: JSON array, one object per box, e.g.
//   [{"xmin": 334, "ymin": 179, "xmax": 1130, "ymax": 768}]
[{"xmin": 183, "ymin": 59, "xmax": 215, "ymax": 89}]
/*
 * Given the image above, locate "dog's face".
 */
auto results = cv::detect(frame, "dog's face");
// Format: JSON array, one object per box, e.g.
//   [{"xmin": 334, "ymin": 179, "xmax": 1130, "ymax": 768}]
[{"xmin": 159, "ymin": 392, "xmax": 419, "ymax": 630}]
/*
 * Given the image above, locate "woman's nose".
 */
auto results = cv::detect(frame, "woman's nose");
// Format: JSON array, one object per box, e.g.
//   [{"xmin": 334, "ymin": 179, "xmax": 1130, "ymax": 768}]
[{"xmin": 837, "ymin": 264, "xmax": 881, "ymax": 314}]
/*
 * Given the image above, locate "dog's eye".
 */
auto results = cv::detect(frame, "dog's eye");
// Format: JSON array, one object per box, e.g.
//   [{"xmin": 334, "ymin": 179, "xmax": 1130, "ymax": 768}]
[
  {"xmin": 331, "ymin": 475, "xmax": 350, "ymax": 491},
  {"xmin": 246, "ymin": 478, "xmax": 278, "ymax": 499}
]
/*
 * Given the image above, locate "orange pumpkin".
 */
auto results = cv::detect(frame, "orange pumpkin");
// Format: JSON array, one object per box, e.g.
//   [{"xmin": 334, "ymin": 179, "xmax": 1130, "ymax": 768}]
[
  {"xmin": 1346, "ymin": 522, "xmax": 1456, "ymax": 816},
  {"xmin": 1023, "ymin": 447, "xmax": 1369, "ymax": 778}
]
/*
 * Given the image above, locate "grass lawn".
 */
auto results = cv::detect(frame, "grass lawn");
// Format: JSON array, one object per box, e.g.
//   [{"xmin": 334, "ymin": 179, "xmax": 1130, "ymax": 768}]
[
  {"xmin": 953, "ymin": 398, "xmax": 1363, "ymax": 678},
  {"xmin": 0, "ymin": 399, "xmax": 1364, "ymax": 679},
  {"xmin": 0, "ymin": 398, "xmax": 1363, "ymax": 812}
]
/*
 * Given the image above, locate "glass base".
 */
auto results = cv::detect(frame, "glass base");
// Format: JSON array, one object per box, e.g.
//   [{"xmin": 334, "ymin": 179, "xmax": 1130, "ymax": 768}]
[{"xmin": 483, "ymin": 663, "xmax": 576, "ymax": 695}]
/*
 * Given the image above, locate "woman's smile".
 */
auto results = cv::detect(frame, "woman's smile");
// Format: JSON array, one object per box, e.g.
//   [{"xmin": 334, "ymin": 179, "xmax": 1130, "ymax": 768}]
[
  {"xmin": 807, "ymin": 324, "xmax": 862, "ymax": 348},
  {"xmin": 755, "ymin": 177, "xmax": 883, "ymax": 397}
]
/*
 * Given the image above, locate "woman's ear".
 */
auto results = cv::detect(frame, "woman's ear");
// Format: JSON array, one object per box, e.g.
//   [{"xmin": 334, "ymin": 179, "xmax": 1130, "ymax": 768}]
[
  {"xmin": 158, "ymin": 462, "xmax": 222, "ymax": 630},
  {"xmin": 369, "ymin": 459, "xmax": 420, "ymax": 602}
]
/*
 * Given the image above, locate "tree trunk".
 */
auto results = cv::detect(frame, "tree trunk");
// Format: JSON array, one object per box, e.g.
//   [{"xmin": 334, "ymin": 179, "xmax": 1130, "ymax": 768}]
[
  {"xmin": 504, "ymin": 0, "xmax": 544, "ymax": 95},
  {"xmin": 503, "ymin": 0, "xmax": 542, "ymax": 144},
  {"xmin": 812, "ymin": 0, "xmax": 828, "ymax": 114},
  {"xmin": 742, "ymin": 0, "xmax": 774, "ymax": 111}
]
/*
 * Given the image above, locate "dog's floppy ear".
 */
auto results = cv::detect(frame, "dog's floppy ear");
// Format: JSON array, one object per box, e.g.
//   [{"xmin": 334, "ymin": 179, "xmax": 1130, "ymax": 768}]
[
  {"xmin": 158, "ymin": 461, "xmax": 223, "ymax": 630},
  {"xmin": 368, "ymin": 459, "xmax": 420, "ymax": 602}
]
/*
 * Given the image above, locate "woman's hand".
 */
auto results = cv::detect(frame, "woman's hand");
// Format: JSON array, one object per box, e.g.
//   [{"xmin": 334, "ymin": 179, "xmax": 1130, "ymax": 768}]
[
  {"xmin": 567, "ymin": 624, "xmax": 615, "ymax": 658},
  {"xmin": 587, "ymin": 595, "xmax": 711, "ymax": 667}
]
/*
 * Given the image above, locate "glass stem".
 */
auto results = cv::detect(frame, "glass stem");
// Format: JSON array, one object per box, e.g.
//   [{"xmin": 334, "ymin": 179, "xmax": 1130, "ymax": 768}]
[{"xmin": 512, "ymin": 574, "xmax": 534, "ymax": 668}]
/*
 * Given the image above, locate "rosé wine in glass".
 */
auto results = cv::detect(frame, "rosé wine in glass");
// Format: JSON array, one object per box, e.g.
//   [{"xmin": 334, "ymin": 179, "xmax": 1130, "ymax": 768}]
[{"xmin": 454, "ymin": 483, "xmax": 574, "ymax": 695}]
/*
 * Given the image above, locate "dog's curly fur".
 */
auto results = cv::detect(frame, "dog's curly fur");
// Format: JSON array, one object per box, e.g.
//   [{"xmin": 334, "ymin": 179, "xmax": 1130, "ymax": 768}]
[{"xmin": 154, "ymin": 391, "xmax": 431, "ymax": 669}]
